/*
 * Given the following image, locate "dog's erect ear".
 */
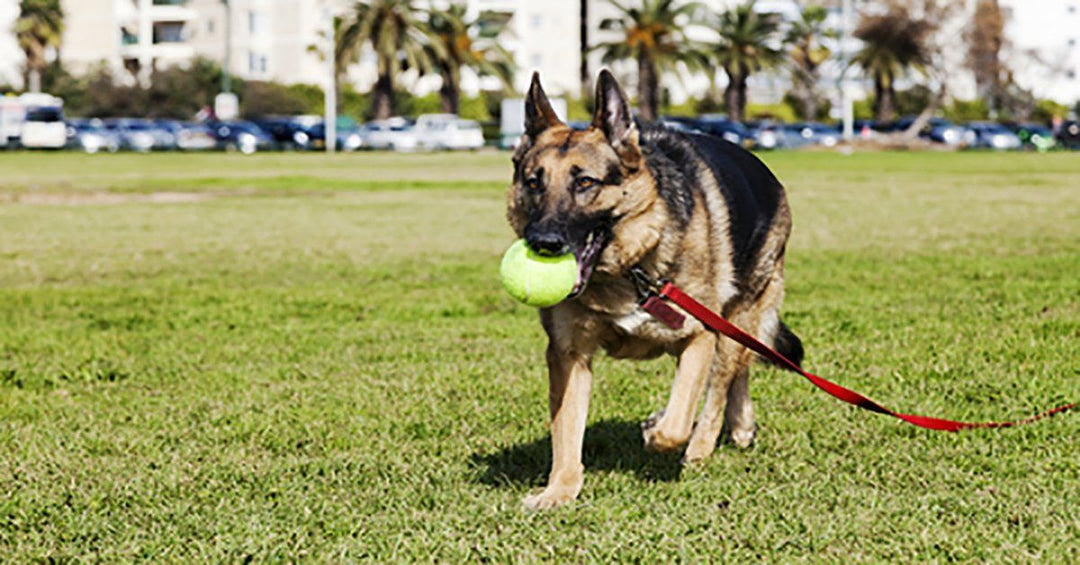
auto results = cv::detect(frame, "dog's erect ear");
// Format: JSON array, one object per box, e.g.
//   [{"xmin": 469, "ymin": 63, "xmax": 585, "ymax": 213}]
[
  {"xmin": 524, "ymin": 72, "xmax": 563, "ymax": 138},
  {"xmin": 592, "ymin": 69, "xmax": 641, "ymax": 169}
]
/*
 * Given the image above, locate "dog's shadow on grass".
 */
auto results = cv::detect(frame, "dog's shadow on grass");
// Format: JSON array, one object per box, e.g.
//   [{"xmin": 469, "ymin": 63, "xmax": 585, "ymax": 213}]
[{"xmin": 471, "ymin": 418, "xmax": 684, "ymax": 488}]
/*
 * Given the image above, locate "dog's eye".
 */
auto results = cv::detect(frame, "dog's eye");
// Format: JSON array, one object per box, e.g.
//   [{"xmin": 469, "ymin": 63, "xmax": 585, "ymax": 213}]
[
  {"xmin": 576, "ymin": 176, "xmax": 597, "ymax": 191},
  {"xmin": 525, "ymin": 177, "xmax": 542, "ymax": 193}
]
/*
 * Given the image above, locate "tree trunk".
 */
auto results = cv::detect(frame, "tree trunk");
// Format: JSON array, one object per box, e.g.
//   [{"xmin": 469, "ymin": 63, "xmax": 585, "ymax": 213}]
[
  {"xmin": 438, "ymin": 62, "xmax": 459, "ymax": 115},
  {"xmin": 27, "ymin": 68, "xmax": 41, "ymax": 93},
  {"xmin": 372, "ymin": 71, "xmax": 394, "ymax": 120},
  {"xmin": 725, "ymin": 64, "xmax": 747, "ymax": 123},
  {"xmin": 637, "ymin": 54, "xmax": 658, "ymax": 122},
  {"xmin": 796, "ymin": 62, "xmax": 818, "ymax": 120},
  {"xmin": 873, "ymin": 74, "xmax": 895, "ymax": 123},
  {"xmin": 901, "ymin": 80, "xmax": 947, "ymax": 141}
]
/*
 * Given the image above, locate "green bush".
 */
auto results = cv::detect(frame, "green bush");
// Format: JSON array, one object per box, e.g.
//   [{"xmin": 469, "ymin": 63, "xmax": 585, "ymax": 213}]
[
  {"xmin": 944, "ymin": 99, "xmax": 990, "ymax": 122},
  {"xmin": 1031, "ymin": 99, "xmax": 1069, "ymax": 124}
]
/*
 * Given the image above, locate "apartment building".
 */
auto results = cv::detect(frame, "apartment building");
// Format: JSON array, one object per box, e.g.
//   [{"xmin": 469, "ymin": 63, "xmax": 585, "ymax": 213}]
[{"xmin": 2, "ymin": 0, "xmax": 1078, "ymax": 108}]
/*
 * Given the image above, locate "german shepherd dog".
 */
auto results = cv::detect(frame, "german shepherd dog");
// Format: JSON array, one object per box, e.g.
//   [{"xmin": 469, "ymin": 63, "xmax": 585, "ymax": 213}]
[{"xmin": 506, "ymin": 70, "xmax": 804, "ymax": 510}]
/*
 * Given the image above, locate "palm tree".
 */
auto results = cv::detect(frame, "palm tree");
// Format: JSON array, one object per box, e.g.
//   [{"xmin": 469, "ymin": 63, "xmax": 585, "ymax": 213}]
[
  {"xmin": 424, "ymin": 4, "xmax": 514, "ymax": 115},
  {"xmin": 15, "ymin": 0, "xmax": 64, "ymax": 93},
  {"xmin": 594, "ymin": 0, "xmax": 709, "ymax": 122},
  {"xmin": 851, "ymin": 7, "xmax": 934, "ymax": 123},
  {"xmin": 785, "ymin": 5, "xmax": 834, "ymax": 121},
  {"xmin": 337, "ymin": 0, "xmax": 431, "ymax": 120},
  {"xmin": 712, "ymin": 1, "xmax": 783, "ymax": 123}
]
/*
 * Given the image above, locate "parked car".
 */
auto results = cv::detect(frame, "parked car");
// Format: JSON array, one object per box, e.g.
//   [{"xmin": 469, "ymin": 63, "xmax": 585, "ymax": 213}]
[
  {"xmin": 744, "ymin": 120, "xmax": 790, "ymax": 149},
  {"xmin": 925, "ymin": 118, "xmax": 974, "ymax": 146},
  {"xmin": 207, "ymin": 120, "xmax": 273, "ymax": 154},
  {"xmin": 104, "ymin": 118, "xmax": 158, "ymax": 152},
  {"xmin": 358, "ymin": 117, "xmax": 419, "ymax": 151},
  {"xmin": 780, "ymin": 122, "xmax": 840, "ymax": 148},
  {"xmin": 659, "ymin": 116, "xmax": 700, "ymax": 133},
  {"xmin": 413, "ymin": 114, "xmax": 485, "ymax": 150},
  {"xmin": 1004, "ymin": 122, "xmax": 1057, "ymax": 151},
  {"xmin": 65, "ymin": 118, "xmax": 120, "ymax": 153},
  {"xmin": 692, "ymin": 115, "xmax": 751, "ymax": 145},
  {"xmin": 154, "ymin": 119, "xmax": 216, "ymax": 151},
  {"xmin": 305, "ymin": 122, "xmax": 364, "ymax": 151},
  {"xmin": 1058, "ymin": 120, "xmax": 1080, "ymax": 149},
  {"xmin": 966, "ymin": 122, "xmax": 1022, "ymax": 150},
  {"xmin": 251, "ymin": 117, "xmax": 314, "ymax": 150}
]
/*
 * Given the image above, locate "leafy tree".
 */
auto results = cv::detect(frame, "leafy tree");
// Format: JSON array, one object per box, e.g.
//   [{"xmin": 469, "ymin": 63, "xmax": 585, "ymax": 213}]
[
  {"xmin": 424, "ymin": 4, "xmax": 513, "ymax": 115},
  {"xmin": 785, "ymin": 5, "xmax": 834, "ymax": 121},
  {"xmin": 15, "ymin": 0, "xmax": 64, "ymax": 93},
  {"xmin": 338, "ymin": 0, "xmax": 432, "ymax": 120},
  {"xmin": 145, "ymin": 57, "xmax": 223, "ymax": 119},
  {"xmin": 594, "ymin": 0, "xmax": 709, "ymax": 122},
  {"xmin": 851, "ymin": 5, "xmax": 934, "ymax": 122},
  {"xmin": 712, "ymin": 1, "xmax": 784, "ymax": 123}
]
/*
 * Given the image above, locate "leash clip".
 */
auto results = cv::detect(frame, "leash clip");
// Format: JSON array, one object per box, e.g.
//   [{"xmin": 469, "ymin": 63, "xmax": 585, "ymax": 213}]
[
  {"xmin": 628, "ymin": 267, "xmax": 684, "ymax": 330},
  {"xmin": 628, "ymin": 266, "xmax": 661, "ymax": 302}
]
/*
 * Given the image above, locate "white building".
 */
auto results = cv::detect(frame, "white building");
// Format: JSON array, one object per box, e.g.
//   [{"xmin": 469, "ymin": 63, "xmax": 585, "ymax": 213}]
[
  {"xmin": 0, "ymin": 1, "xmax": 22, "ymax": 88},
  {"xmin": 2, "ymin": 0, "xmax": 1078, "ymax": 111}
]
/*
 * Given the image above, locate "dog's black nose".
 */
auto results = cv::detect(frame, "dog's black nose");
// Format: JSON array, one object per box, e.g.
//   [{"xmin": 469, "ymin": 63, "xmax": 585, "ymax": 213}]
[{"xmin": 525, "ymin": 229, "xmax": 569, "ymax": 256}]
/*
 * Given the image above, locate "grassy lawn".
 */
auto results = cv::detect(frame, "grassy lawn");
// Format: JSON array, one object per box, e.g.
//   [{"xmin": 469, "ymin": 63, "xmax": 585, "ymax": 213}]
[{"xmin": 1, "ymin": 150, "xmax": 1077, "ymax": 560}]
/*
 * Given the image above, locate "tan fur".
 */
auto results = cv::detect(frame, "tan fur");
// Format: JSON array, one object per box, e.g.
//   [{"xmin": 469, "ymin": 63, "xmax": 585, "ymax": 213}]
[{"xmin": 508, "ymin": 72, "xmax": 795, "ymax": 510}]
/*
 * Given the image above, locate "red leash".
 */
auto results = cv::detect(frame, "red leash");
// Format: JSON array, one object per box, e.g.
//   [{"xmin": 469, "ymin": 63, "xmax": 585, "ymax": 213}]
[{"xmin": 631, "ymin": 271, "xmax": 1076, "ymax": 431}]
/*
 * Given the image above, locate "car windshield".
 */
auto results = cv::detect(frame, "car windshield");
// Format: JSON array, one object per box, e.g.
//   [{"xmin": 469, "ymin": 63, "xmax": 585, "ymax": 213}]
[{"xmin": 27, "ymin": 107, "xmax": 63, "ymax": 122}]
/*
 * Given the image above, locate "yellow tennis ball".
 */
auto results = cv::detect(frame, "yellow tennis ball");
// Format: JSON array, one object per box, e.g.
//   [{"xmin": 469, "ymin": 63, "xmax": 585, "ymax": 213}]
[{"xmin": 500, "ymin": 239, "xmax": 578, "ymax": 307}]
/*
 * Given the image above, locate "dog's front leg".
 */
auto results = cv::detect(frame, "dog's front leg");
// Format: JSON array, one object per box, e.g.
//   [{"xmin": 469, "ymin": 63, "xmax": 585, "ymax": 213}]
[
  {"xmin": 642, "ymin": 331, "xmax": 716, "ymax": 453},
  {"xmin": 523, "ymin": 343, "xmax": 594, "ymax": 510}
]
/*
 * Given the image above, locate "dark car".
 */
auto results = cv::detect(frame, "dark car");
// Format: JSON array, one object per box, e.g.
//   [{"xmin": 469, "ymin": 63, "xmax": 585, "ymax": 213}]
[
  {"xmin": 104, "ymin": 118, "xmax": 162, "ymax": 152},
  {"xmin": 305, "ymin": 122, "xmax": 363, "ymax": 151},
  {"xmin": 783, "ymin": 122, "xmax": 840, "ymax": 148},
  {"xmin": 207, "ymin": 121, "xmax": 273, "ymax": 154},
  {"xmin": 251, "ymin": 117, "xmax": 314, "ymax": 150},
  {"xmin": 65, "ymin": 118, "xmax": 120, "ymax": 154},
  {"xmin": 692, "ymin": 115, "xmax": 751, "ymax": 146},
  {"xmin": 966, "ymin": 122, "xmax": 1022, "ymax": 150},
  {"xmin": 1059, "ymin": 120, "xmax": 1080, "ymax": 149},
  {"xmin": 1002, "ymin": 122, "xmax": 1056, "ymax": 151},
  {"xmin": 154, "ymin": 119, "xmax": 217, "ymax": 151}
]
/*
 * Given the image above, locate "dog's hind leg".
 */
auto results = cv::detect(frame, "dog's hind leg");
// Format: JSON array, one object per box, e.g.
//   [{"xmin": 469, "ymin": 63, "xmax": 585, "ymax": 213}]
[
  {"xmin": 642, "ymin": 331, "xmax": 716, "ymax": 453},
  {"xmin": 725, "ymin": 274, "xmax": 788, "ymax": 448}
]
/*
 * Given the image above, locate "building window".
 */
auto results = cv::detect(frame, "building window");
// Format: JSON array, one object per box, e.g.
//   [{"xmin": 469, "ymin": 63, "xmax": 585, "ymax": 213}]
[
  {"xmin": 207, "ymin": 19, "xmax": 214, "ymax": 35},
  {"xmin": 531, "ymin": 14, "xmax": 542, "ymax": 29},
  {"xmin": 249, "ymin": 11, "xmax": 269, "ymax": 35},
  {"xmin": 530, "ymin": 53, "xmax": 542, "ymax": 67},
  {"xmin": 153, "ymin": 22, "xmax": 185, "ymax": 43},
  {"xmin": 249, "ymin": 52, "xmax": 268, "ymax": 75}
]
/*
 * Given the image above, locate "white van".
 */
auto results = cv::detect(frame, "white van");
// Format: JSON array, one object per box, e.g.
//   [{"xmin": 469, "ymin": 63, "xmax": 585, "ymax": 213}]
[{"xmin": 19, "ymin": 93, "xmax": 67, "ymax": 149}]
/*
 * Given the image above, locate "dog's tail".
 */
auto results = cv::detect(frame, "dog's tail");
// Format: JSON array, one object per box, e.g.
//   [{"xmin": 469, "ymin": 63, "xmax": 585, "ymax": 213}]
[{"xmin": 769, "ymin": 319, "xmax": 804, "ymax": 369}]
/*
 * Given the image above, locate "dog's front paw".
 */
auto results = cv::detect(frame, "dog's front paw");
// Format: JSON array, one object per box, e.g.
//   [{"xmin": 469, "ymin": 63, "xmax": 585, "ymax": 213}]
[
  {"xmin": 642, "ymin": 410, "xmax": 687, "ymax": 453},
  {"xmin": 730, "ymin": 423, "xmax": 757, "ymax": 449},
  {"xmin": 522, "ymin": 487, "xmax": 578, "ymax": 511}
]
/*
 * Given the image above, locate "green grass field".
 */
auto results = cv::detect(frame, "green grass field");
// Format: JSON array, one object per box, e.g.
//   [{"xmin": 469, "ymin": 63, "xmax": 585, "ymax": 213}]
[{"xmin": 1, "ymin": 150, "xmax": 1078, "ymax": 560}]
